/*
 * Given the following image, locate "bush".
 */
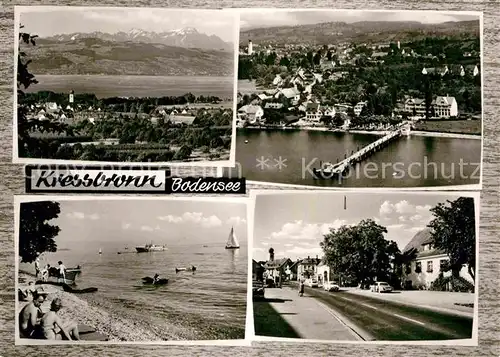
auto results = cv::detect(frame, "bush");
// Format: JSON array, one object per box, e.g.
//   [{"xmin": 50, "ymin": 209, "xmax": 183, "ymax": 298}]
[{"xmin": 430, "ymin": 273, "xmax": 474, "ymax": 293}]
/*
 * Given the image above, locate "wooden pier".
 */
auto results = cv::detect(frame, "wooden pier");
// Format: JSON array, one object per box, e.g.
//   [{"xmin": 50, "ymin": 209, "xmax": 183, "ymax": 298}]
[{"xmin": 313, "ymin": 124, "xmax": 410, "ymax": 179}]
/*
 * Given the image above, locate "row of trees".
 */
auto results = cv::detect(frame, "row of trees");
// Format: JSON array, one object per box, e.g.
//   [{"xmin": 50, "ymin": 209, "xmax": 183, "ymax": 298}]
[
  {"xmin": 320, "ymin": 197, "xmax": 475, "ymax": 290},
  {"xmin": 24, "ymin": 91, "xmax": 224, "ymax": 115}
]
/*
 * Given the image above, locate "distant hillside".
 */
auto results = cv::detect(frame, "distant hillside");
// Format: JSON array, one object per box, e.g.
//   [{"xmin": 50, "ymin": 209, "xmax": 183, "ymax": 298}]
[
  {"xmin": 25, "ymin": 38, "xmax": 234, "ymax": 76},
  {"xmin": 45, "ymin": 27, "xmax": 233, "ymax": 52},
  {"xmin": 240, "ymin": 20, "xmax": 480, "ymax": 46}
]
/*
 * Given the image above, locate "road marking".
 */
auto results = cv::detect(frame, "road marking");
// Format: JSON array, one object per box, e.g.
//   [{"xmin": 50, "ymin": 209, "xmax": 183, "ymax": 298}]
[
  {"xmin": 392, "ymin": 313, "xmax": 426, "ymax": 326},
  {"xmin": 360, "ymin": 303, "xmax": 378, "ymax": 310}
]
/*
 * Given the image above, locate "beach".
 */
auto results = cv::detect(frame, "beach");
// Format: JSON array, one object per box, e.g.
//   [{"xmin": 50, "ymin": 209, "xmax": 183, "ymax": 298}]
[{"xmin": 18, "ymin": 272, "xmax": 176, "ymax": 342}]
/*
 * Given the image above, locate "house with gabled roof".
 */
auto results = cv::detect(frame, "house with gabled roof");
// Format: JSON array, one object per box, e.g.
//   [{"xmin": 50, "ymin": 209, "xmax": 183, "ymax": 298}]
[
  {"xmin": 305, "ymin": 102, "xmax": 323, "ymax": 122},
  {"xmin": 403, "ymin": 228, "xmax": 474, "ymax": 290},
  {"xmin": 431, "ymin": 96, "xmax": 458, "ymax": 118},
  {"xmin": 297, "ymin": 255, "xmax": 321, "ymax": 280}
]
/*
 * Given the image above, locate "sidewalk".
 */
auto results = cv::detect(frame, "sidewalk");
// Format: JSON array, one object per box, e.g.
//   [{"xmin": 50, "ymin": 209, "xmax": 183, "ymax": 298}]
[
  {"xmin": 264, "ymin": 286, "xmax": 360, "ymax": 341},
  {"xmin": 343, "ymin": 288, "xmax": 475, "ymax": 317}
]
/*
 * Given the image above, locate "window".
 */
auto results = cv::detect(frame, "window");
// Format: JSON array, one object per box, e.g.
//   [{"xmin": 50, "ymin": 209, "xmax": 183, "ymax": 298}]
[
  {"xmin": 427, "ymin": 261, "xmax": 433, "ymax": 273},
  {"xmin": 415, "ymin": 262, "xmax": 422, "ymax": 274}
]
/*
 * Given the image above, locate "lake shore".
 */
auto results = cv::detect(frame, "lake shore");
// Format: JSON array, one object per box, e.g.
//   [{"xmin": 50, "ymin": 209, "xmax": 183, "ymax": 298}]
[
  {"xmin": 238, "ymin": 126, "xmax": 481, "ymax": 139},
  {"xmin": 17, "ymin": 271, "xmax": 201, "ymax": 342}
]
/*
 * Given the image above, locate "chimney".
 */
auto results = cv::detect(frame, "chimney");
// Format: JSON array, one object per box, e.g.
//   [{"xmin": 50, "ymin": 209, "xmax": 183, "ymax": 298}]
[
  {"xmin": 269, "ymin": 247, "xmax": 274, "ymax": 262},
  {"xmin": 307, "ymin": 256, "xmax": 310, "ymax": 259},
  {"xmin": 316, "ymin": 255, "xmax": 318, "ymax": 260}
]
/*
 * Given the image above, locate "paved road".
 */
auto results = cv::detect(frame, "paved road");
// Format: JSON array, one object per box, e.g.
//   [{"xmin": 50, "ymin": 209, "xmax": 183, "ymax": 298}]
[
  {"xmin": 304, "ymin": 286, "xmax": 473, "ymax": 341},
  {"xmin": 264, "ymin": 286, "xmax": 361, "ymax": 341}
]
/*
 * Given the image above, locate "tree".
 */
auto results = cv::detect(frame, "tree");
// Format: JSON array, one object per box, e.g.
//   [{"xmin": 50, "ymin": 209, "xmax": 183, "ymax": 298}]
[
  {"xmin": 427, "ymin": 197, "xmax": 476, "ymax": 282},
  {"xmin": 321, "ymin": 219, "xmax": 398, "ymax": 288},
  {"xmin": 17, "ymin": 26, "xmax": 75, "ymax": 158},
  {"xmin": 19, "ymin": 201, "xmax": 61, "ymax": 263}
]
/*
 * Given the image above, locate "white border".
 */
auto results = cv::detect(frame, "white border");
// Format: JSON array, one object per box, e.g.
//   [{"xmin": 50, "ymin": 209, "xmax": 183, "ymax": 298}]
[
  {"xmin": 12, "ymin": 6, "xmax": 239, "ymax": 168},
  {"xmin": 248, "ymin": 189, "xmax": 479, "ymax": 346},
  {"xmin": 14, "ymin": 195, "xmax": 252, "ymax": 346},
  {"xmin": 225, "ymin": 8, "xmax": 484, "ymax": 190}
]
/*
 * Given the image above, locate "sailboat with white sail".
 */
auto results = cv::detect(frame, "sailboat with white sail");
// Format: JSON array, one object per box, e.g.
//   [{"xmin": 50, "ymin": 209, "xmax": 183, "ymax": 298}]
[{"xmin": 225, "ymin": 226, "xmax": 240, "ymax": 249}]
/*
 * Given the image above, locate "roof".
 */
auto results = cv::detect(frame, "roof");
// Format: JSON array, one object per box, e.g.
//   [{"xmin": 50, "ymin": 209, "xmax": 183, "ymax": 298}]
[
  {"xmin": 405, "ymin": 98, "xmax": 425, "ymax": 105},
  {"xmin": 300, "ymin": 257, "xmax": 321, "ymax": 265},
  {"xmin": 264, "ymin": 102, "xmax": 284, "ymax": 109},
  {"xmin": 265, "ymin": 258, "xmax": 290, "ymax": 269},
  {"xmin": 433, "ymin": 96, "xmax": 457, "ymax": 106},
  {"xmin": 168, "ymin": 115, "xmax": 196, "ymax": 124},
  {"xmin": 306, "ymin": 102, "xmax": 320, "ymax": 111},
  {"xmin": 239, "ymin": 104, "xmax": 263, "ymax": 114},
  {"xmin": 403, "ymin": 228, "xmax": 446, "ymax": 257},
  {"xmin": 281, "ymin": 87, "xmax": 300, "ymax": 99}
]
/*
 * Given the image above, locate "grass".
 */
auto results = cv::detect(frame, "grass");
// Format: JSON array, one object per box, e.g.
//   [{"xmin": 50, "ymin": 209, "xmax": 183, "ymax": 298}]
[
  {"xmin": 253, "ymin": 299, "xmax": 301, "ymax": 338},
  {"xmin": 414, "ymin": 119, "xmax": 481, "ymax": 135}
]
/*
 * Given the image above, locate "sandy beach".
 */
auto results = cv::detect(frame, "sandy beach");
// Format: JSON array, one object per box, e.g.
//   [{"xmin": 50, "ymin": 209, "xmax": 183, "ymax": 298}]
[{"xmin": 17, "ymin": 272, "xmax": 200, "ymax": 342}]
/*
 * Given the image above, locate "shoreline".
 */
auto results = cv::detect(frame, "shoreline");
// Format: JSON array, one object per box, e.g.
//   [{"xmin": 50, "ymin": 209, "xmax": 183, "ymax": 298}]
[
  {"xmin": 238, "ymin": 126, "xmax": 481, "ymax": 139},
  {"xmin": 17, "ymin": 271, "xmax": 202, "ymax": 342}
]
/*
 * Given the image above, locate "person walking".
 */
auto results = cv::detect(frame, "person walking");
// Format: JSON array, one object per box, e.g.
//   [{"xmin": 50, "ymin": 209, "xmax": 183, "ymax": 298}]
[{"xmin": 298, "ymin": 279, "xmax": 305, "ymax": 297}]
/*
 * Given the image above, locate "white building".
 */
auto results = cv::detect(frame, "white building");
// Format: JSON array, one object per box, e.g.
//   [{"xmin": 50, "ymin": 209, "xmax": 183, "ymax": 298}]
[
  {"xmin": 297, "ymin": 256, "xmax": 321, "ymax": 281},
  {"xmin": 237, "ymin": 104, "xmax": 264, "ymax": 124},
  {"xmin": 354, "ymin": 101, "xmax": 367, "ymax": 116},
  {"xmin": 248, "ymin": 40, "xmax": 253, "ymax": 55},
  {"xmin": 432, "ymin": 96, "xmax": 458, "ymax": 118},
  {"xmin": 316, "ymin": 259, "xmax": 334, "ymax": 285},
  {"xmin": 305, "ymin": 102, "xmax": 323, "ymax": 122},
  {"xmin": 403, "ymin": 228, "xmax": 474, "ymax": 290}
]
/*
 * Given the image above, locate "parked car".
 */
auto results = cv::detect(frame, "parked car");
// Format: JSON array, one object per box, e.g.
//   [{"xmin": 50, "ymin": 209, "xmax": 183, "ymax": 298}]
[
  {"xmin": 370, "ymin": 281, "xmax": 393, "ymax": 293},
  {"xmin": 306, "ymin": 278, "xmax": 319, "ymax": 288},
  {"xmin": 323, "ymin": 281, "xmax": 340, "ymax": 292},
  {"xmin": 252, "ymin": 280, "xmax": 265, "ymax": 300}
]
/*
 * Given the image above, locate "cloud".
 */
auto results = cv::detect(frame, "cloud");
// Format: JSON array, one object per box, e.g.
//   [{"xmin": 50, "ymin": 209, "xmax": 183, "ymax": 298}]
[
  {"xmin": 226, "ymin": 216, "xmax": 247, "ymax": 226},
  {"xmin": 268, "ymin": 219, "xmax": 347, "ymax": 241},
  {"xmin": 122, "ymin": 223, "xmax": 131, "ymax": 230},
  {"xmin": 158, "ymin": 212, "xmax": 222, "ymax": 228},
  {"xmin": 140, "ymin": 226, "xmax": 154, "ymax": 232},
  {"xmin": 379, "ymin": 200, "xmax": 432, "ymax": 222},
  {"xmin": 261, "ymin": 242, "xmax": 270, "ymax": 246},
  {"xmin": 66, "ymin": 212, "xmax": 99, "ymax": 220},
  {"xmin": 285, "ymin": 246, "xmax": 322, "ymax": 258}
]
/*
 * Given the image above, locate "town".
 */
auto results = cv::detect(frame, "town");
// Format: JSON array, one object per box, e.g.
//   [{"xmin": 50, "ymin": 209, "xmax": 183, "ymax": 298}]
[
  {"xmin": 252, "ymin": 195, "xmax": 476, "ymax": 341},
  {"xmin": 18, "ymin": 90, "xmax": 233, "ymax": 162},
  {"xmin": 237, "ymin": 36, "xmax": 481, "ymax": 136}
]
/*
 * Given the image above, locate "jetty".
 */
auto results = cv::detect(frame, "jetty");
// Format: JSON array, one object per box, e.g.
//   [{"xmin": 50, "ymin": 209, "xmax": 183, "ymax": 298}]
[{"xmin": 313, "ymin": 123, "xmax": 411, "ymax": 179}]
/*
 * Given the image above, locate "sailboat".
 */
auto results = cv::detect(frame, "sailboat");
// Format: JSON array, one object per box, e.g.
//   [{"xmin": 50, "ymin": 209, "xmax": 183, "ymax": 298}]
[{"xmin": 225, "ymin": 226, "xmax": 240, "ymax": 249}]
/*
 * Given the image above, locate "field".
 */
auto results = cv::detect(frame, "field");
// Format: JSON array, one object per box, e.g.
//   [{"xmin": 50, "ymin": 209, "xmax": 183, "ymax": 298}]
[{"xmin": 414, "ymin": 120, "xmax": 482, "ymax": 135}]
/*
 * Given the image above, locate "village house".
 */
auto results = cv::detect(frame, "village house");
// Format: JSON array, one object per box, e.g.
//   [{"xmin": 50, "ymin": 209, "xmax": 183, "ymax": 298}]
[
  {"xmin": 168, "ymin": 114, "xmax": 196, "ymax": 125},
  {"xmin": 285, "ymin": 260, "xmax": 300, "ymax": 281},
  {"xmin": 252, "ymin": 259, "xmax": 265, "ymax": 282},
  {"xmin": 432, "ymin": 96, "xmax": 458, "ymax": 117},
  {"xmin": 297, "ymin": 256, "xmax": 321, "ymax": 281},
  {"xmin": 277, "ymin": 87, "xmax": 301, "ymax": 106},
  {"xmin": 45, "ymin": 102, "xmax": 58, "ymax": 113},
  {"xmin": 264, "ymin": 102, "xmax": 284, "ymax": 110},
  {"xmin": 305, "ymin": 102, "xmax": 323, "ymax": 122},
  {"xmin": 272, "ymin": 74, "xmax": 284, "ymax": 87},
  {"xmin": 354, "ymin": 101, "xmax": 367, "ymax": 116},
  {"xmin": 237, "ymin": 104, "xmax": 264, "ymax": 124},
  {"xmin": 334, "ymin": 103, "xmax": 353, "ymax": 115},
  {"xmin": 316, "ymin": 258, "xmax": 335, "ymax": 286},
  {"xmin": 263, "ymin": 248, "xmax": 291, "ymax": 287},
  {"xmin": 403, "ymin": 228, "xmax": 474, "ymax": 290}
]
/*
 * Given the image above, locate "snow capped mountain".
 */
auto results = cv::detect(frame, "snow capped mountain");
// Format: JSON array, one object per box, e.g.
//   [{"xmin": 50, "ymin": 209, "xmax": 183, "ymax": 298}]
[{"xmin": 44, "ymin": 28, "xmax": 232, "ymax": 51}]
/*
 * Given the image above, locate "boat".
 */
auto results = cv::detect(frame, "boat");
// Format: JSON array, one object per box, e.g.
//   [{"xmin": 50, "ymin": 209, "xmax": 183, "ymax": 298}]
[
  {"xmin": 175, "ymin": 266, "xmax": 197, "ymax": 273},
  {"xmin": 62, "ymin": 283, "xmax": 98, "ymax": 294},
  {"xmin": 98, "ymin": 248, "xmax": 102, "ymax": 255},
  {"xmin": 141, "ymin": 277, "xmax": 169, "ymax": 285},
  {"xmin": 135, "ymin": 243, "xmax": 167, "ymax": 253},
  {"xmin": 225, "ymin": 226, "xmax": 240, "ymax": 249}
]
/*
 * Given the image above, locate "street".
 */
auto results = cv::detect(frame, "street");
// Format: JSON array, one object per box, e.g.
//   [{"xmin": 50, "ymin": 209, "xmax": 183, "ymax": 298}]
[{"xmin": 255, "ymin": 285, "xmax": 473, "ymax": 341}]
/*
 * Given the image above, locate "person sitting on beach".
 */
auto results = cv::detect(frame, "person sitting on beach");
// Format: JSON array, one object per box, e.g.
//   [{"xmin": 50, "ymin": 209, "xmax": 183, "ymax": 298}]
[
  {"xmin": 25, "ymin": 282, "xmax": 37, "ymax": 299},
  {"xmin": 57, "ymin": 261, "xmax": 66, "ymax": 284},
  {"xmin": 41, "ymin": 264, "xmax": 50, "ymax": 282},
  {"xmin": 153, "ymin": 273, "xmax": 160, "ymax": 284},
  {"xmin": 39, "ymin": 298, "xmax": 80, "ymax": 340},
  {"xmin": 19, "ymin": 290, "xmax": 47, "ymax": 338}
]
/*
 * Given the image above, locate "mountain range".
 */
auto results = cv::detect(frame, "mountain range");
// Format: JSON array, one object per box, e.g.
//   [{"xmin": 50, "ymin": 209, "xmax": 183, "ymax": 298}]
[
  {"xmin": 25, "ymin": 36, "xmax": 234, "ymax": 77},
  {"xmin": 240, "ymin": 20, "xmax": 480, "ymax": 46},
  {"xmin": 43, "ymin": 27, "xmax": 233, "ymax": 52}
]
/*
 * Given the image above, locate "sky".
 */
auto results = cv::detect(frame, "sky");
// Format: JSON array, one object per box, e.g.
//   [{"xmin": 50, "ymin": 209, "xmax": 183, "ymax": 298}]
[
  {"xmin": 240, "ymin": 10, "xmax": 479, "ymax": 30},
  {"xmin": 252, "ymin": 192, "xmax": 472, "ymax": 262},
  {"xmin": 43, "ymin": 199, "xmax": 247, "ymax": 250},
  {"xmin": 19, "ymin": 8, "xmax": 237, "ymax": 43}
]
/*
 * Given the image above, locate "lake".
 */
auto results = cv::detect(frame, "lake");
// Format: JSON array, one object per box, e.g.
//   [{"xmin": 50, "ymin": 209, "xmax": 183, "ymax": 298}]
[
  {"xmin": 19, "ymin": 240, "xmax": 248, "ymax": 340},
  {"xmin": 226, "ymin": 129, "xmax": 482, "ymax": 188},
  {"xmin": 27, "ymin": 75, "xmax": 235, "ymax": 99}
]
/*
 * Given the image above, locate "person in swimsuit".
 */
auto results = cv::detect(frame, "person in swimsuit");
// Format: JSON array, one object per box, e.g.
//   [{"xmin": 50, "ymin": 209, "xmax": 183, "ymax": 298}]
[
  {"xmin": 153, "ymin": 273, "xmax": 160, "ymax": 284},
  {"xmin": 34, "ymin": 258, "xmax": 41, "ymax": 279},
  {"xmin": 19, "ymin": 291, "xmax": 46, "ymax": 338},
  {"xmin": 39, "ymin": 298, "xmax": 80, "ymax": 340},
  {"xmin": 57, "ymin": 261, "xmax": 66, "ymax": 284}
]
